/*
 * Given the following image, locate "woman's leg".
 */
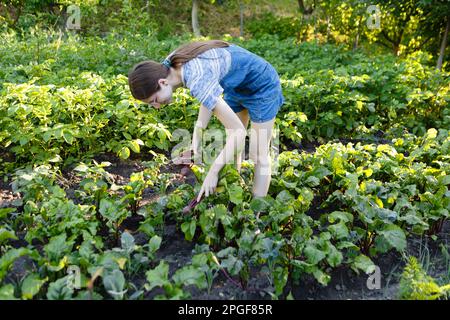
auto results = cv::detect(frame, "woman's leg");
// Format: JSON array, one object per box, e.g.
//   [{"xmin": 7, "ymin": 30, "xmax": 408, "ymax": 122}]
[
  {"xmin": 249, "ymin": 117, "xmax": 276, "ymax": 197},
  {"xmin": 234, "ymin": 108, "xmax": 249, "ymax": 172}
]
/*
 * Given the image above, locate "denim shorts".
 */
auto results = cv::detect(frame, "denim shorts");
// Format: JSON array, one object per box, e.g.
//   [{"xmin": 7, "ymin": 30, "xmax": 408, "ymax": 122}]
[
  {"xmin": 221, "ymin": 44, "xmax": 285, "ymax": 123},
  {"xmin": 224, "ymin": 84, "xmax": 284, "ymax": 123}
]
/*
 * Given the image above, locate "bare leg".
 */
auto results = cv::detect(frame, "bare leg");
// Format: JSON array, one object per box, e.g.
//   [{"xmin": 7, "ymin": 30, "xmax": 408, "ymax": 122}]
[
  {"xmin": 249, "ymin": 117, "xmax": 275, "ymax": 198},
  {"xmin": 234, "ymin": 108, "xmax": 249, "ymax": 172}
]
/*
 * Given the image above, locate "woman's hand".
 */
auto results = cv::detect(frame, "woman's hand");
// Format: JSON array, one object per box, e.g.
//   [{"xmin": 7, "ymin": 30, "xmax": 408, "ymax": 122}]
[{"xmin": 197, "ymin": 169, "xmax": 219, "ymax": 201}]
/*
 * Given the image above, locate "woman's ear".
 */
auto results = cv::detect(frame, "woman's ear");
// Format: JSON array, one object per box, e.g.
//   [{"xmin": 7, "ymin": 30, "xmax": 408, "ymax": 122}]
[{"xmin": 158, "ymin": 78, "xmax": 168, "ymax": 86}]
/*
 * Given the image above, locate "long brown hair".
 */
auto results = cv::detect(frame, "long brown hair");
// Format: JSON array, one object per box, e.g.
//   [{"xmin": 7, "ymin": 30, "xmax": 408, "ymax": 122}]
[{"xmin": 128, "ymin": 40, "xmax": 230, "ymax": 101}]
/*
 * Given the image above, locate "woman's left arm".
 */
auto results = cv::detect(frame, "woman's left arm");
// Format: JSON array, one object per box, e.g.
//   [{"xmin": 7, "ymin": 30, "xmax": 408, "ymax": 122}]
[
  {"xmin": 197, "ymin": 97, "xmax": 247, "ymax": 201},
  {"xmin": 192, "ymin": 104, "xmax": 213, "ymax": 164}
]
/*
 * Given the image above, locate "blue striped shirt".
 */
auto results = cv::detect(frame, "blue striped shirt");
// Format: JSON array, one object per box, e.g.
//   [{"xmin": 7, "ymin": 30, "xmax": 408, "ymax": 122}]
[{"xmin": 180, "ymin": 48, "xmax": 231, "ymax": 111}]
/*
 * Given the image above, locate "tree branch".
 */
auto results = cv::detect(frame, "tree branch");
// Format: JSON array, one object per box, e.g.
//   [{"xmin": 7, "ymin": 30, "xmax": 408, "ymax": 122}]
[
  {"xmin": 376, "ymin": 39, "xmax": 394, "ymax": 50},
  {"xmin": 381, "ymin": 29, "xmax": 395, "ymax": 45}
]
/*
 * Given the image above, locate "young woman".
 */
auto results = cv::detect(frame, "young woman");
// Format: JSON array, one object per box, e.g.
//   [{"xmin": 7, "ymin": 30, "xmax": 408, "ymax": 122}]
[{"xmin": 128, "ymin": 40, "xmax": 285, "ymax": 202}]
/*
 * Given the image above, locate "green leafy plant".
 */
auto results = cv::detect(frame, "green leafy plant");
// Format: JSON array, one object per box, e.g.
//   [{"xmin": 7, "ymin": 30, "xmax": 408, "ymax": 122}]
[{"xmin": 399, "ymin": 256, "xmax": 450, "ymax": 300}]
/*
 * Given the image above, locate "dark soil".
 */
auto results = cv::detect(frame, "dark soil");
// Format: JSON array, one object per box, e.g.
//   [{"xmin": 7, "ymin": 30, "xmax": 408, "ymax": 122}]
[{"xmin": 0, "ymin": 182, "xmax": 20, "ymax": 208}]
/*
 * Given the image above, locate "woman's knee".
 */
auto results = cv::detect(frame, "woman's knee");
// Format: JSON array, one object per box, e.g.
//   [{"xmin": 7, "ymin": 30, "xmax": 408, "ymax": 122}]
[
  {"xmin": 250, "ymin": 149, "xmax": 271, "ymax": 169},
  {"xmin": 256, "ymin": 153, "xmax": 271, "ymax": 176}
]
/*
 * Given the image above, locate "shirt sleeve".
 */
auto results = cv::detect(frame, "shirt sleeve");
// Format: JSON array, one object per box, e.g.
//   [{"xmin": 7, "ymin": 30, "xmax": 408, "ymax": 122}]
[{"xmin": 183, "ymin": 50, "xmax": 224, "ymax": 111}]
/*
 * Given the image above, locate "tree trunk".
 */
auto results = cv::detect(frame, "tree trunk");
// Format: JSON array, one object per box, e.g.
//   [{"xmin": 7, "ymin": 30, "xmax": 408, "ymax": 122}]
[
  {"xmin": 301, "ymin": 15, "xmax": 309, "ymax": 42},
  {"xmin": 192, "ymin": 0, "xmax": 201, "ymax": 37},
  {"xmin": 353, "ymin": 31, "xmax": 360, "ymax": 50},
  {"xmin": 393, "ymin": 43, "xmax": 400, "ymax": 56},
  {"xmin": 437, "ymin": 19, "xmax": 450, "ymax": 71},
  {"xmin": 297, "ymin": 0, "xmax": 316, "ymax": 42},
  {"xmin": 353, "ymin": 16, "xmax": 363, "ymax": 50},
  {"xmin": 239, "ymin": 1, "xmax": 244, "ymax": 37},
  {"xmin": 297, "ymin": 0, "xmax": 314, "ymax": 15}
]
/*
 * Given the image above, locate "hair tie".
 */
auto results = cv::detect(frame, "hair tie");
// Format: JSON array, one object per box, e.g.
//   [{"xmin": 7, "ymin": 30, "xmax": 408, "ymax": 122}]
[{"xmin": 161, "ymin": 58, "xmax": 171, "ymax": 69}]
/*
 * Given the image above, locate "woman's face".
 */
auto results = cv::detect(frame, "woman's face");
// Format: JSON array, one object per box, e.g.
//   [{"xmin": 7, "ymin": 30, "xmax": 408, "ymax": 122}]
[{"xmin": 144, "ymin": 79, "xmax": 173, "ymax": 109}]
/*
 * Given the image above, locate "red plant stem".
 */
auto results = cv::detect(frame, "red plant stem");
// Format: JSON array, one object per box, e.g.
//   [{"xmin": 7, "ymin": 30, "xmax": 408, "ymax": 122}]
[{"xmin": 220, "ymin": 268, "xmax": 243, "ymax": 289}]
